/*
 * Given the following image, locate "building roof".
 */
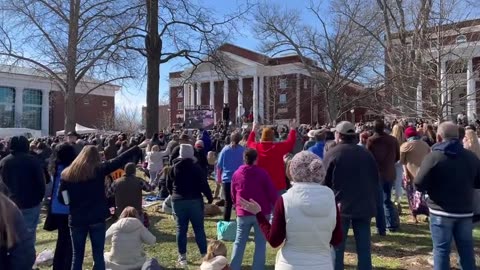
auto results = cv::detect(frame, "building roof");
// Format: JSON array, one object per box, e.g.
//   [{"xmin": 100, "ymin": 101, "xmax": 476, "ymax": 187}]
[{"xmin": 391, "ymin": 17, "xmax": 480, "ymax": 38}]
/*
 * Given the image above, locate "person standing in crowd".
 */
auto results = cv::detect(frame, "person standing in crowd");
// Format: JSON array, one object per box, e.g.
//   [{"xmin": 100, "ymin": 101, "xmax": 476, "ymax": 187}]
[
  {"xmin": 168, "ymin": 144, "xmax": 213, "ymax": 267},
  {"xmin": 400, "ymin": 127, "xmax": 430, "ymax": 223},
  {"xmin": 247, "ymin": 121, "xmax": 297, "ymax": 194},
  {"xmin": 169, "ymin": 134, "xmax": 192, "ymax": 164},
  {"xmin": 303, "ymin": 130, "xmax": 317, "ymax": 150},
  {"xmin": 357, "ymin": 131, "xmax": 370, "ymax": 148},
  {"xmin": 59, "ymin": 144, "xmax": 141, "ymax": 270},
  {"xmin": 308, "ymin": 129, "xmax": 327, "ymax": 159},
  {"xmin": 67, "ymin": 131, "xmax": 84, "ymax": 154},
  {"xmin": 45, "ymin": 143, "xmax": 77, "ymax": 270},
  {"xmin": 104, "ymin": 136, "xmax": 119, "ymax": 160},
  {"xmin": 367, "ymin": 120, "xmax": 400, "ymax": 235},
  {"xmin": 212, "ymin": 133, "xmax": 224, "ymax": 153},
  {"xmin": 391, "ymin": 124, "xmax": 406, "ymax": 214},
  {"xmin": 322, "ymin": 121, "xmax": 379, "ymax": 270},
  {"xmin": 415, "ymin": 121, "xmax": 480, "ymax": 270},
  {"xmin": 194, "ymin": 140, "xmax": 209, "ymax": 175},
  {"xmin": 166, "ymin": 134, "xmax": 180, "ymax": 154},
  {"xmin": 422, "ymin": 124, "xmax": 437, "ymax": 147},
  {"xmin": 104, "ymin": 207, "xmax": 156, "ymax": 270},
  {"xmin": 0, "ymin": 136, "xmax": 45, "ymax": 256},
  {"xmin": 230, "ymin": 149, "xmax": 278, "ymax": 270},
  {"xmin": 201, "ymin": 129, "xmax": 212, "ymax": 153},
  {"xmin": 146, "ymin": 145, "xmax": 169, "ymax": 184},
  {"xmin": 463, "ymin": 129, "xmax": 480, "ymax": 158},
  {"xmin": 0, "ymin": 188, "xmax": 36, "ymax": 270},
  {"xmin": 0, "ymin": 142, "xmax": 7, "ymax": 160},
  {"xmin": 217, "ymin": 132, "xmax": 245, "ymax": 221},
  {"xmin": 240, "ymin": 151, "xmax": 342, "ymax": 270},
  {"xmin": 107, "ymin": 163, "xmax": 153, "ymax": 218}
]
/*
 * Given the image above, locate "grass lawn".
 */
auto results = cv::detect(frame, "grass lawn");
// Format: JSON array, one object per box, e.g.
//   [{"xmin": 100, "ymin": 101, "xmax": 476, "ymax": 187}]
[{"xmin": 35, "ymin": 181, "xmax": 480, "ymax": 269}]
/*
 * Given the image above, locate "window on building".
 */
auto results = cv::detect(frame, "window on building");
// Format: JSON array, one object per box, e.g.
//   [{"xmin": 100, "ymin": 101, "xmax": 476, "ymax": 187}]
[
  {"xmin": 22, "ymin": 89, "xmax": 42, "ymax": 130},
  {"xmin": 178, "ymin": 101, "xmax": 184, "ymax": 110},
  {"xmin": 102, "ymin": 100, "xmax": 108, "ymax": 107},
  {"xmin": 279, "ymin": 94, "xmax": 287, "ymax": 104},
  {"xmin": 279, "ymin": 78, "xmax": 287, "ymax": 89},
  {"xmin": 0, "ymin": 87, "xmax": 15, "ymax": 128},
  {"xmin": 456, "ymin": 34, "xmax": 467, "ymax": 44},
  {"xmin": 303, "ymin": 80, "xmax": 308, "ymax": 89},
  {"xmin": 84, "ymin": 98, "xmax": 90, "ymax": 105},
  {"xmin": 177, "ymin": 89, "xmax": 183, "ymax": 98}
]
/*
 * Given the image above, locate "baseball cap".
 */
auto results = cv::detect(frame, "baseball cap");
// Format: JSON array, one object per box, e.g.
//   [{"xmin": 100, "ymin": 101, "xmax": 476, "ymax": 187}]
[{"xmin": 335, "ymin": 121, "xmax": 356, "ymax": 135}]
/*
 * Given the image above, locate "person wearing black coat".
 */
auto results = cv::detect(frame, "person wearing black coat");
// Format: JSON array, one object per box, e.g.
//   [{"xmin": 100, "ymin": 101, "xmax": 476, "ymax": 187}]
[
  {"xmin": 59, "ymin": 145, "xmax": 142, "ymax": 270},
  {"xmin": 0, "ymin": 190, "xmax": 36, "ymax": 270},
  {"xmin": 0, "ymin": 136, "xmax": 45, "ymax": 256}
]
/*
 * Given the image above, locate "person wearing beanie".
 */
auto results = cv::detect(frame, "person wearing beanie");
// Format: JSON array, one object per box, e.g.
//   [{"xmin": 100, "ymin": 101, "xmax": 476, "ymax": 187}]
[
  {"xmin": 107, "ymin": 162, "xmax": 153, "ymax": 219},
  {"xmin": 239, "ymin": 151, "xmax": 342, "ymax": 270},
  {"xmin": 400, "ymin": 126, "xmax": 430, "ymax": 223},
  {"xmin": 247, "ymin": 121, "xmax": 297, "ymax": 193},
  {"xmin": 168, "ymin": 144, "xmax": 213, "ymax": 267},
  {"xmin": 194, "ymin": 140, "xmax": 209, "ymax": 175}
]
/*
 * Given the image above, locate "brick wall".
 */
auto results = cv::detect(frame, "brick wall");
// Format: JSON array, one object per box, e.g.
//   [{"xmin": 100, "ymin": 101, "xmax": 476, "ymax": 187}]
[{"xmin": 50, "ymin": 91, "xmax": 114, "ymax": 134}]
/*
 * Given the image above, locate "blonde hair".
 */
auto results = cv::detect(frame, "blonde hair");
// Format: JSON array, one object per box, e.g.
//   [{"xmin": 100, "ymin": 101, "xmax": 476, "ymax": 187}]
[
  {"xmin": 119, "ymin": 206, "xmax": 139, "ymax": 219},
  {"xmin": 61, "ymin": 145, "xmax": 101, "ymax": 182},
  {"xmin": 391, "ymin": 124, "xmax": 405, "ymax": 144},
  {"xmin": 0, "ymin": 192, "xmax": 18, "ymax": 248},
  {"xmin": 151, "ymin": 145, "xmax": 160, "ymax": 152},
  {"xmin": 204, "ymin": 240, "xmax": 227, "ymax": 261},
  {"xmin": 464, "ymin": 130, "xmax": 480, "ymax": 159}
]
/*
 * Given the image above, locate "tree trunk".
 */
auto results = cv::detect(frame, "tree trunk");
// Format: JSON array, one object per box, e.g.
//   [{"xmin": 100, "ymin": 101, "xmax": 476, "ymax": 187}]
[
  {"xmin": 65, "ymin": 0, "xmax": 80, "ymax": 133},
  {"xmin": 145, "ymin": 0, "xmax": 160, "ymax": 137}
]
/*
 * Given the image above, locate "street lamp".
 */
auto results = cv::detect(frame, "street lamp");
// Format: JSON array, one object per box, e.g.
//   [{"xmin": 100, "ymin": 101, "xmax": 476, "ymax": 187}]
[{"xmin": 350, "ymin": 108, "xmax": 355, "ymax": 123}]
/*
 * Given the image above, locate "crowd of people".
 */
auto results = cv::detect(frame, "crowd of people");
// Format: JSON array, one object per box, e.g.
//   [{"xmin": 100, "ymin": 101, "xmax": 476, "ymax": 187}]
[{"xmin": 0, "ymin": 117, "xmax": 479, "ymax": 270}]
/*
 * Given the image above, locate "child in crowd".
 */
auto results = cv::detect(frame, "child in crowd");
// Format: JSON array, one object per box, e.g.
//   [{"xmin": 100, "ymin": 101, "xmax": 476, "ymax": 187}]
[
  {"xmin": 200, "ymin": 240, "xmax": 229, "ymax": 270},
  {"xmin": 146, "ymin": 145, "xmax": 169, "ymax": 185}
]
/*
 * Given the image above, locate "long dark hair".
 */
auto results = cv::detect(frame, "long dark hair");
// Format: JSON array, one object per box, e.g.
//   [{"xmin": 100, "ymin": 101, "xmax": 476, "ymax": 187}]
[{"xmin": 48, "ymin": 143, "xmax": 77, "ymax": 176}]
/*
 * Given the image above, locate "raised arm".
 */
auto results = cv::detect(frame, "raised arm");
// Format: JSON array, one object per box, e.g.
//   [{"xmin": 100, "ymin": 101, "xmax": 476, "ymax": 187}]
[
  {"xmin": 247, "ymin": 130, "xmax": 257, "ymax": 149},
  {"xmin": 102, "ymin": 146, "xmax": 141, "ymax": 175},
  {"xmin": 277, "ymin": 129, "xmax": 297, "ymax": 154}
]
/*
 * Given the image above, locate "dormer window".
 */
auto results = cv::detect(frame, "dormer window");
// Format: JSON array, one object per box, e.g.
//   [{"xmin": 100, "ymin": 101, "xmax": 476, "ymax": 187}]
[{"xmin": 456, "ymin": 34, "xmax": 467, "ymax": 44}]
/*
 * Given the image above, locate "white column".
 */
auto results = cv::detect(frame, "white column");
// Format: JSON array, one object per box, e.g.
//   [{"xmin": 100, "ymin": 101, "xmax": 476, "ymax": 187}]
[
  {"xmin": 209, "ymin": 80, "xmax": 215, "ymax": 109},
  {"xmin": 223, "ymin": 78, "xmax": 229, "ymax": 104},
  {"xmin": 237, "ymin": 78, "xmax": 243, "ymax": 120},
  {"xmin": 41, "ymin": 89, "xmax": 49, "ymax": 136},
  {"xmin": 183, "ymin": 84, "xmax": 189, "ymax": 107},
  {"xmin": 416, "ymin": 79, "xmax": 423, "ymax": 117},
  {"xmin": 259, "ymin": 76, "xmax": 265, "ymax": 123},
  {"xmin": 265, "ymin": 77, "xmax": 271, "ymax": 123},
  {"xmin": 296, "ymin": 74, "xmax": 301, "ymax": 122},
  {"xmin": 196, "ymin": 82, "xmax": 202, "ymax": 106},
  {"xmin": 440, "ymin": 61, "xmax": 448, "ymax": 119},
  {"xmin": 467, "ymin": 58, "xmax": 476, "ymax": 122},
  {"xmin": 14, "ymin": 88, "xmax": 23, "ymax": 127},
  {"xmin": 253, "ymin": 76, "xmax": 258, "ymax": 123},
  {"xmin": 189, "ymin": 84, "xmax": 195, "ymax": 107}
]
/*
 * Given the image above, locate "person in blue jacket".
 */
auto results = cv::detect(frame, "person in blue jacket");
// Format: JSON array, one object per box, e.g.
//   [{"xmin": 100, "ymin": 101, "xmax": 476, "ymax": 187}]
[{"xmin": 308, "ymin": 129, "xmax": 327, "ymax": 159}]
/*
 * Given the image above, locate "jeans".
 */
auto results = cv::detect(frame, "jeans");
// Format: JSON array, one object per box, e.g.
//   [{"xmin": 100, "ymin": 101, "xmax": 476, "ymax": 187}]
[
  {"xmin": 429, "ymin": 214, "xmax": 476, "ymax": 270},
  {"xmin": 376, "ymin": 181, "xmax": 399, "ymax": 232},
  {"xmin": 172, "ymin": 199, "xmax": 208, "ymax": 255},
  {"xmin": 335, "ymin": 217, "xmax": 372, "ymax": 270},
  {"xmin": 149, "ymin": 171, "xmax": 159, "ymax": 185},
  {"xmin": 375, "ymin": 183, "xmax": 387, "ymax": 234},
  {"xmin": 394, "ymin": 162, "xmax": 403, "ymax": 201},
  {"xmin": 71, "ymin": 222, "xmax": 106, "ymax": 270},
  {"xmin": 20, "ymin": 205, "xmax": 41, "ymax": 254},
  {"xmin": 53, "ymin": 215, "xmax": 72, "ymax": 270},
  {"xmin": 231, "ymin": 215, "xmax": 268, "ymax": 270},
  {"xmin": 223, "ymin": 183, "xmax": 233, "ymax": 221}
]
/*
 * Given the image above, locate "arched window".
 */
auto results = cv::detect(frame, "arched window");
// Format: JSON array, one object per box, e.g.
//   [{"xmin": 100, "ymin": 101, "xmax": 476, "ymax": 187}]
[
  {"xmin": 0, "ymin": 87, "xmax": 15, "ymax": 127},
  {"xmin": 22, "ymin": 89, "xmax": 42, "ymax": 130},
  {"xmin": 456, "ymin": 34, "xmax": 467, "ymax": 44}
]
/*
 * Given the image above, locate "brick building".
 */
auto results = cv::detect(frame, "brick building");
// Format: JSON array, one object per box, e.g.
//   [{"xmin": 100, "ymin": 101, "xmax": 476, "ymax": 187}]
[
  {"xmin": 385, "ymin": 18, "xmax": 480, "ymax": 121},
  {"xmin": 169, "ymin": 43, "xmax": 364, "ymax": 126},
  {"xmin": 0, "ymin": 65, "xmax": 118, "ymax": 135}
]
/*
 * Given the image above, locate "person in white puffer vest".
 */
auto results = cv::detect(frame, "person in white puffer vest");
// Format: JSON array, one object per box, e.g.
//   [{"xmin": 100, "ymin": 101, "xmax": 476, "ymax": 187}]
[{"xmin": 239, "ymin": 151, "xmax": 342, "ymax": 270}]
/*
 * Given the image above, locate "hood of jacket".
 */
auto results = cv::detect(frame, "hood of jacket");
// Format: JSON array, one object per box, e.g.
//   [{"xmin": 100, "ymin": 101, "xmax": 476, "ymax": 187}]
[
  {"xmin": 432, "ymin": 139, "xmax": 463, "ymax": 157},
  {"xmin": 112, "ymin": 217, "xmax": 144, "ymax": 233},
  {"xmin": 9, "ymin": 136, "xmax": 29, "ymax": 154},
  {"xmin": 290, "ymin": 183, "xmax": 335, "ymax": 218}
]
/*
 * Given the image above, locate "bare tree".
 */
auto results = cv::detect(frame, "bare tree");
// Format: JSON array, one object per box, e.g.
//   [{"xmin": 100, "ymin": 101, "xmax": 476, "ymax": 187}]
[
  {"xmin": 254, "ymin": 1, "xmax": 378, "ymax": 124},
  {"xmin": 97, "ymin": 105, "xmax": 142, "ymax": 134},
  {"xmin": 335, "ymin": 0, "xmax": 480, "ymax": 121},
  {"xmin": 124, "ymin": 0, "xmax": 251, "ymax": 137},
  {"xmin": 0, "ymin": 0, "xmax": 141, "ymax": 132}
]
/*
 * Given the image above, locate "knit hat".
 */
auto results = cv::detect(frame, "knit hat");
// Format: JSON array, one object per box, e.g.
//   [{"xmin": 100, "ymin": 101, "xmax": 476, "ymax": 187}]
[
  {"xmin": 195, "ymin": 140, "xmax": 204, "ymax": 148},
  {"xmin": 179, "ymin": 144, "xmax": 195, "ymax": 160},
  {"xmin": 261, "ymin": 128, "xmax": 275, "ymax": 142},
  {"xmin": 289, "ymin": 151, "xmax": 325, "ymax": 183},
  {"xmin": 404, "ymin": 126, "xmax": 418, "ymax": 139}
]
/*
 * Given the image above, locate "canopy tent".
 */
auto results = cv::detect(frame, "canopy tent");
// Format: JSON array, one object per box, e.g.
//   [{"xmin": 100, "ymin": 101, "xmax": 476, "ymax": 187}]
[{"xmin": 56, "ymin": 124, "xmax": 98, "ymax": 136}]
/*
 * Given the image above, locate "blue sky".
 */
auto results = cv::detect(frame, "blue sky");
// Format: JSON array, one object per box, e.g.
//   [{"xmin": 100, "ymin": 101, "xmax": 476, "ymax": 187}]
[{"xmin": 115, "ymin": 0, "xmax": 325, "ymax": 110}]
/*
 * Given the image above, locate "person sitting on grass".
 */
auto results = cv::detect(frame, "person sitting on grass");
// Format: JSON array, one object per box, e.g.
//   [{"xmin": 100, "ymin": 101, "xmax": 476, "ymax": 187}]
[
  {"xmin": 200, "ymin": 240, "xmax": 230, "ymax": 270},
  {"xmin": 104, "ymin": 207, "xmax": 156, "ymax": 270},
  {"xmin": 107, "ymin": 163, "xmax": 153, "ymax": 219}
]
